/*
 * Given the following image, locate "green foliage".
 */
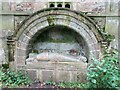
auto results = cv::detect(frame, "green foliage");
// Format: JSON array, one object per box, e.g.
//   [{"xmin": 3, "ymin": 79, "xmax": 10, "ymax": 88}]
[
  {"xmin": 45, "ymin": 81, "xmax": 56, "ymax": 85},
  {"xmin": 2, "ymin": 63, "xmax": 9, "ymax": 69},
  {"xmin": 105, "ymin": 34, "xmax": 115, "ymax": 45},
  {"xmin": 43, "ymin": 81, "xmax": 87, "ymax": 88},
  {"xmin": 101, "ymin": 31, "xmax": 115, "ymax": 46},
  {"xmin": 58, "ymin": 82, "xmax": 86, "ymax": 88},
  {"xmin": 0, "ymin": 68, "xmax": 32, "ymax": 88},
  {"xmin": 87, "ymin": 49, "xmax": 120, "ymax": 89}
]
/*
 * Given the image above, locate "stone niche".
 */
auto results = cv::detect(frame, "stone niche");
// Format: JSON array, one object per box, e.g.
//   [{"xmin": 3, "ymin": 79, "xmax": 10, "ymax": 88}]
[
  {"xmin": 13, "ymin": 8, "xmax": 102, "ymax": 82},
  {"xmin": 33, "ymin": 25, "xmax": 88, "ymax": 59},
  {"xmin": 26, "ymin": 25, "xmax": 88, "ymax": 82}
]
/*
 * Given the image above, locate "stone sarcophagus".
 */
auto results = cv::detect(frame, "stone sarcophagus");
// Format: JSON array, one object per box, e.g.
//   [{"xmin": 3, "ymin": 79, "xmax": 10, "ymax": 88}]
[{"xmin": 7, "ymin": 8, "xmax": 103, "ymax": 82}]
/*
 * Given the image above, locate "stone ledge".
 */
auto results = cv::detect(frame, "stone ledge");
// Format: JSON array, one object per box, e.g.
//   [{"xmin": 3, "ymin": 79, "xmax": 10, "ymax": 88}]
[
  {"xmin": 0, "ymin": 12, "xmax": 119, "ymax": 17},
  {"xmin": 25, "ymin": 61, "xmax": 87, "ymax": 70}
]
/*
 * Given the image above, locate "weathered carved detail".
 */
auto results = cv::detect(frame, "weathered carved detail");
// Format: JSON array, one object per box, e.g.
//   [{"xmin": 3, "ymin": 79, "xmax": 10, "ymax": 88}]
[
  {"xmin": 26, "ymin": 52, "xmax": 87, "ymax": 64},
  {"xmin": 7, "ymin": 36, "xmax": 15, "ymax": 62}
]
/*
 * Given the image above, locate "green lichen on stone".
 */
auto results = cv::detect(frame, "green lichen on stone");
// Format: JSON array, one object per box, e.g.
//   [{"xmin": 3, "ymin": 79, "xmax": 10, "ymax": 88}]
[
  {"xmin": 64, "ymin": 16, "xmax": 71, "ymax": 25},
  {"xmin": 32, "ymin": 49, "xmax": 39, "ymax": 54},
  {"xmin": 47, "ymin": 16, "xmax": 55, "ymax": 26}
]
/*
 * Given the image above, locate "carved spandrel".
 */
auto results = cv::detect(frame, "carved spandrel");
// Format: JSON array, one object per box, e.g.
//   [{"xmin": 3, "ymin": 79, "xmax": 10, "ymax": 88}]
[{"xmin": 14, "ymin": 16, "xmax": 27, "ymax": 30}]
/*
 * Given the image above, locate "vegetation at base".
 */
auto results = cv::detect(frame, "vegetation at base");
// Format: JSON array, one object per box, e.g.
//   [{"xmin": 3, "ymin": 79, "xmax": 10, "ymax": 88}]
[
  {"xmin": 44, "ymin": 81, "xmax": 84, "ymax": 88},
  {"xmin": 0, "ymin": 49, "xmax": 119, "ymax": 89},
  {"xmin": 58, "ymin": 82, "xmax": 87, "ymax": 88},
  {"xmin": 87, "ymin": 49, "xmax": 120, "ymax": 89},
  {"xmin": 0, "ymin": 68, "xmax": 32, "ymax": 88}
]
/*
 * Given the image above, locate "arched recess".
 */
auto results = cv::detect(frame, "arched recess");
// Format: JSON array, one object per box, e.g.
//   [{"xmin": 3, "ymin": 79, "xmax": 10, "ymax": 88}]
[{"xmin": 13, "ymin": 8, "xmax": 103, "ymax": 69}]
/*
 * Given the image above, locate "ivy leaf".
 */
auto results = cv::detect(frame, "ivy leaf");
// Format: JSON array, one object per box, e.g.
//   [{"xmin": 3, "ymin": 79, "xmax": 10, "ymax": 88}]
[{"xmin": 91, "ymin": 79, "xmax": 96, "ymax": 84}]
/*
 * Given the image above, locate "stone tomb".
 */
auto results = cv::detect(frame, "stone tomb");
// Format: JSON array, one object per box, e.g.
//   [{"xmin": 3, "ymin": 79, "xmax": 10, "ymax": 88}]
[
  {"xmin": 26, "ymin": 25, "xmax": 88, "ymax": 82},
  {"xmin": 9, "ymin": 8, "xmax": 102, "ymax": 82}
]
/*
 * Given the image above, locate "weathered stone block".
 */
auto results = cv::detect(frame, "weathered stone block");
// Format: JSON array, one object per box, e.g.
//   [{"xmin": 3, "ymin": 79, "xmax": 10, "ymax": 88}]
[
  {"xmin": 26, "ymin": 69, "xmax": 37, "ymax": 80},
  {"xmin": 17, "ymin": 41, "xmax": 27, "ymax": 49},
  {"xmin": 34, "ymin": 2, "xmax": 47, "ymax": 11},
  {"xmin": 15, "ymin": 56, "xmax": 26, "ymax": 65},
  {"xmin": 56, "ymin": 71, "xmax": 70, "ymax": 82},
  {"xmin": 16, "ymin": 48, "xmax": 26, "ymax": 56},
  {"xmin": 76, "ymin": 1, "xmax": 106, "ymax": 13},
  {"xmin": 26, "ymin": 62, "xmax": 56, "ymax": 70},
  {"xmin": 14, "ymin": 2, "xmax": 34, "ymax": 12},
  {"xmin": 93, "ymin": 17, "xmax": 106, "ymax": 30},
  {"xmin": 1, "ymin": 16, "xmax": 14, "ymax": 37},
  {"xmin": 0, "ymin": 47, "xmax": 6, "ymax": 64},
  {"xmin": 69, "ymin": 71, "xmax": 77, "ymax": 82},
  {"xmin": 109, "ymin": 2, "xmax": 119, "ymax": 15},
  {"xmin": 1, "ymin": 16, "xmax": 13, "ymax": 29},
  {"xmin": 105, "ymin": 17, "xmax": 119, "ymax": 40},
  {"xmin": 19, "ymin": 34, "xmax": 30, "ymax": 42},
  {"xmin": 1, "ymin": 2, "xmax": 10, "ymax": 11},
  {"xmin": 94, "ymin": 43, "xmax": 100, "ymax": 51},
  {"xmin": 42, "ymin": 70, "xmax": 54, "ymax": 81},
  {"xmin": 90, "ymin": 50, "xmax": 100, "ymax": 59},
  {"xmin": 14, "ymin": 16, "xmax": 27, "ymax": 30},
  {"xmin": 77, "ymin": 72, "xmax": 87, "ymax": 83},
  {"xmin": 0, "ymin": 38, "xmax": 8, "ymax": 64}
]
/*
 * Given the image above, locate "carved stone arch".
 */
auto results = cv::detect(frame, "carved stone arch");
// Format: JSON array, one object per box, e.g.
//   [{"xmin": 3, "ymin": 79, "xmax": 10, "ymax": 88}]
[{"xmin": 12, "ymin": 8, "xmax": 103, "ymax": 70}]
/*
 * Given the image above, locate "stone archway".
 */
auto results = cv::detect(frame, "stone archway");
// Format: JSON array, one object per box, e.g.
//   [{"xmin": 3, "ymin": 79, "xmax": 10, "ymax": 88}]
[{"xmin": 12, "ymin": 8, "xmax": 103, "ymax": 81}]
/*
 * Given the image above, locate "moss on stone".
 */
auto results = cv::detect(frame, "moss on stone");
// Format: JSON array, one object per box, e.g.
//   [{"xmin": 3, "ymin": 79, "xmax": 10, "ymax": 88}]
[{"xmin": 47, "ymin": 16, "xmax": 55, "ymax": 26}]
